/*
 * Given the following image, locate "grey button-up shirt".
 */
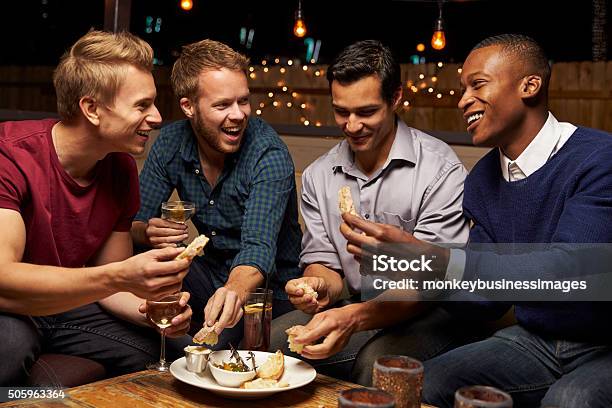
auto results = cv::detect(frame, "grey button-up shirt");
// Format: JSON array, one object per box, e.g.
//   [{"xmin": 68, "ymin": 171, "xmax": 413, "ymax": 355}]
[{"xmin": 300, "ymin": 119, "xmax": 469, "ymax": 293}]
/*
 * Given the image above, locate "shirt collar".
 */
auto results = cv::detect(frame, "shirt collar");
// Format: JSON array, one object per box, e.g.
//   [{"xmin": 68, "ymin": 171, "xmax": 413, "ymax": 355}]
[
  {"xmin": 500, "ymin": 112, "xmax": 561, "ymax": 181},
  {"xmin": 332, "ymin": 117, "xmax": 417, "ymax": 174},
  {"xmin": 179, "ymin": 121, "xmax": 200, "ymax": 165}
]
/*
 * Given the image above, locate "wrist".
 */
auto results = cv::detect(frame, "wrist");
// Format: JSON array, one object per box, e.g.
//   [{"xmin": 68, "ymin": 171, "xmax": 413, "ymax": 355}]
[{"xmin": 342, "ymin": 303, "xmax": 367, "ymax": 332}]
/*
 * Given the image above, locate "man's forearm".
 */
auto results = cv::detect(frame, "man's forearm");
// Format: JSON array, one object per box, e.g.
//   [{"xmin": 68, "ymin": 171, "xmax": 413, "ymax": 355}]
[
  {"xmin": 225, "ymin": 265, "xmax": 265, "ymax": 301},
  {"xmin": 348, "ymin": 300, "xmax": 431, "ymax": 332},
  {"xmin": 304, "ymin": 263, "xmax": 344, "ymax": 306},
  {"xmin": 131, "ymin": 220, "xmax": 149, "ymax": 247},
  {"xmin": 99, "ymin": 292, "xmax": 149, "ymax": 327},
  {"xmin": 0, "ymin": 262, "xmax": 120, "ymax": 316}
]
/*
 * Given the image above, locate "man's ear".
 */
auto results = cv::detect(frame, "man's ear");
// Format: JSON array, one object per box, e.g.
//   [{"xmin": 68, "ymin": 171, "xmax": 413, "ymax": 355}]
[
  {"xmin": 520, "ymin": 74, "xmax": 543, "ymax": 101},
  {"xmin": 79, "ymin": 96, "xmax": 100, "ymax": 126},
  {"xmin": 391, "ymin": 86, "xmax": 403, "ymax": 111},
  {"xmin": 180, "ymin": 97, "xmax": 195, "ymax": 118}
]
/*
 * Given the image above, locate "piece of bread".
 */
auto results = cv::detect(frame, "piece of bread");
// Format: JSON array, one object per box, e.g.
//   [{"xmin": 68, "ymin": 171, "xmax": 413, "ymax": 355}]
[
  {"xmin": 240, "ymin": 378, "xmax": 289, "ymax": 389},
  {"xmin": 295, "ymin": 282, "xmax": 318, "ymax": 300},
  {"xmin": 256, "ymin": 350, "xmax": 284, "ymax": 380},
  {"xmin": 338, "ymin": 186, "xmax": 357, "ymax": 215},
  {"xmin": 286, "ymin": 325, "xmax": 309, "ymax": 354},
  {"xmin": 192, "ymin": 323, "xmax": 218, "ymax": 346},
  {"xmin": 175, "ymin": 234, "xmax": 210, "ymax": 261}
]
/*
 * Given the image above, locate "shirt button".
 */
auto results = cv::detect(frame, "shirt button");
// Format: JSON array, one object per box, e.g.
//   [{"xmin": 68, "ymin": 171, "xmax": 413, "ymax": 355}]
[
  {"xmin": 211, "ymin": 231, "xmax": 217, "ymax": 236},
  {"xmin": 364, "ymin": 214, "xmax": 370, "ymax": 219},
  {"xmin": 209, "ymin": 200, "xmax": 214, "ymax": 205},
  {"xmin": 195, "ymin": 169, "xmax": 200, "ymax": 175}
]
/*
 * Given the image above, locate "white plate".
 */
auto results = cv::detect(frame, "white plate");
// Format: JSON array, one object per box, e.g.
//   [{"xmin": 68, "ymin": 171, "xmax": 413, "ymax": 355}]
[{"xmin": 169, "ymin": 351, "xmax": 317, "ymax": 399}]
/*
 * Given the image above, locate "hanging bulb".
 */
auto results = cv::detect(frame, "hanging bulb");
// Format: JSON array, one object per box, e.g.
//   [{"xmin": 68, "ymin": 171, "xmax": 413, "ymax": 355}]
[
  {"xmin": 431, "ymin": 1, "xmax": 446, "ymax": 50},
  {"xmin": 293, "ymin": 0, "xmax": 307, "ymax": 38},
  {"xmin": 294, "ymin": 18, "xmax": 307, "ymax": 37},
  {"xmin": 431, "ymin": 28, "xmax": 446, "ymax": 50},
  {"xmin": 180, "ymin": 0, "xmax": 193, "ymax": 11}
]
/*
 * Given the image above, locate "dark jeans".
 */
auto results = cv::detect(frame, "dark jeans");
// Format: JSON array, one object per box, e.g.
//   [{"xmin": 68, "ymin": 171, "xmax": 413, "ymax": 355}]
[
  {"xmin": 269, "ymin": 302, "xmax": 493, "ymax": 385},
  {"xmin": 423, "ymin": 324, "xmax": 612, "ymax": 408},
  {"xmin": 183, "ymin": 258, "xmax": 294, "ymax": 350},
  {"xmin": 0, "ymin": 304, "xmax": 191, "ymax": 386}
]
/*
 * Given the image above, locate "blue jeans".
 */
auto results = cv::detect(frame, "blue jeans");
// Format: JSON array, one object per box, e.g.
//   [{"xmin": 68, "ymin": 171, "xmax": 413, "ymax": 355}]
[
  {"xmin": 0, "ymin": 304, "xmax": 191, "ymax": 386},
  {"xmin": 269, "ymin": 302, "xmax": 492, "ymax": 385},
  {"xmin": 423, "ymin": 324, "xmax": 612, "ymax": 408}
]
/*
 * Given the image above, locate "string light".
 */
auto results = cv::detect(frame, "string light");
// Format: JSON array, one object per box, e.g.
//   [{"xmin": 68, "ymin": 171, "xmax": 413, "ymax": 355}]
[{"xmin": 280, "ymin": 67, "xmax": 286, "ymax": 74}]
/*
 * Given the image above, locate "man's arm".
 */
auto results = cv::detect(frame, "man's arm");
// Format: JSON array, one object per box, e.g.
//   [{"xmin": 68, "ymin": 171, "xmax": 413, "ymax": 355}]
[
  {"xmin": 0, "ymin": 208, "xmax": 190, "ymax": 316},
  {"xmin": 204, "ymin": 147, "xmax": 295, "ymax": 330},
  {"xmin": 413, "ymin": 163, "xmax": 469, "ymax": 244},
  {"xmin": 93, "ymin": 231, "xmax": 192, "ymax": 336}
]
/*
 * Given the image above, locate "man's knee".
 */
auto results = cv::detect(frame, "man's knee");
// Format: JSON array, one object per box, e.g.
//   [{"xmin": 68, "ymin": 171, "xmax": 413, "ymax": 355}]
[
  {"xmin": 542, "ymin": 378, "xmax": 612, "ymax": 408},
  {"xmin": 0, "ymin": 314, "xmax": 41, "ymax": 385}
]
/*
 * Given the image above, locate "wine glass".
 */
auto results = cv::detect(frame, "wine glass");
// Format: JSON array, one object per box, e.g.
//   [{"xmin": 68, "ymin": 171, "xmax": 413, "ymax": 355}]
[
  {"xmin": 146, "ymin": 293, "xmax": 182, "ymax": 371},
  {"xmin": 161, "ymin": 201, "xmax": 195, "ymax": 246}
]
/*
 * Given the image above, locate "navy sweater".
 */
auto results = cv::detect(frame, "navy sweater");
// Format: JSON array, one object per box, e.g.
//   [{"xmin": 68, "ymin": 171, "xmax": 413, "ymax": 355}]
[{"xmin": 462, "ymin": 126, "xmax": 612, "ymax": 341}]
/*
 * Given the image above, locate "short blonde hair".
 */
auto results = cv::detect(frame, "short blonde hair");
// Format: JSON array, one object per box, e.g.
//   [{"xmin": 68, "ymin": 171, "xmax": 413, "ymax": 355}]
[
  {"xmin": 171, "ymin": 39, "xmax": 249, "ymax": 100},
  {"xmin": 53, "ymin": 30, "xmax": 154, "ymax": 119}
]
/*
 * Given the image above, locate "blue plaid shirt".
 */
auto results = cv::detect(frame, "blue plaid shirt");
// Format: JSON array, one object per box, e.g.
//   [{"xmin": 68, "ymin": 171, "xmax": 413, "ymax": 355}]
[{"xmin": 136, "ymin": 118, "xmax": 302, "ymax": 300}]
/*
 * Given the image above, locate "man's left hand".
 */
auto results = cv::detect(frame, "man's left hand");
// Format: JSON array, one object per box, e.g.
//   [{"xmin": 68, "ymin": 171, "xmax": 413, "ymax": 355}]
[
  {"xmin": 203, "ymin": 286, "xmax": 246, "ymax": 333},
  {"xmin": 294, "ymin": 304, "xmax": 360, "ymax": 360},
  {"xmin": 139, "ymin": 291, "xmax": 192, "ymax": 337}
]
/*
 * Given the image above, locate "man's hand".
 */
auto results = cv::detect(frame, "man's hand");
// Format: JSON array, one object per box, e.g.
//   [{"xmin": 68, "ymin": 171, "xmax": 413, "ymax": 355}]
[
  {"xmin": 340, "ymin": 212, "xmax": 450, "ymax": 275},
  {"xmin": 139, "ymin": 291, "xmax": 192, "ymax": 337},
  {"xmin": 203, "ymin": 286, "xmax": 246, "ymax": 334},
  {"xmin": 292, "ymin": 303, "xmax": 360, "ymax": 360},
  {"xmin": 144, "ymin": 218, "xmax": 189, "ymax": 248},
  {"xmin": 286, "ymin": 277, "xmax": 330, "ymax": 314},
  {"xmin": 116, "ymin": 247, "xmax": 190, "ymax": 300}
]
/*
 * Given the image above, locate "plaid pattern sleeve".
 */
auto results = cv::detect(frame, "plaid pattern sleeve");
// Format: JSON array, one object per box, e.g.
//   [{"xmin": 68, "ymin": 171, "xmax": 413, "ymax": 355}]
[
  {"xmin": 231, "ymin": 146, "xmax": 295, "ymax": 275},
  {"xmin": 135, "ymin": 132, "xmax": 176, "ymax": 222}
]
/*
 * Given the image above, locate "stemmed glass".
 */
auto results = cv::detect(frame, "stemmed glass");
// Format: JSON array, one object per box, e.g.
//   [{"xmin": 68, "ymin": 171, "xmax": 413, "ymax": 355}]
[
  {"xmin": 161, "ymin": 201, "xmax": 195, "ymax": 246},
  {"xmin": 146, "ymin": 293, "xmax": 182, "ymax": 371}
]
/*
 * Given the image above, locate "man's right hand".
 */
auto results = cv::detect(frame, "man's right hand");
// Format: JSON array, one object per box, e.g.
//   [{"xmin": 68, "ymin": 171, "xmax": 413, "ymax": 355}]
[
  {"xmin": 116, "ymin": 247, "xmax": 190, "ymax": 300},
  {"xmin": 144, "ymin": 217, "xmax": 189, "ymax": 248},
  {"xmin": 286, "ymin": 277, "xmax": 331, "ymax": 314}
]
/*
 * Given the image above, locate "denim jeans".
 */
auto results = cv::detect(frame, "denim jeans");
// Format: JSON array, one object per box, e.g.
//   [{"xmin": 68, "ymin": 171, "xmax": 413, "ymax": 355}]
[
  {"xmin": 423, "ymin": 324, "xmax": 612, "ymax": 408},
  {"xmin": 0, "ymin": 304, "xmax": 191, "ymax": 386},
  {"xmin": 183, "ymin": 257, "xmax": 294, "ymax": 350},
  {"xmin": 269, "ymin": 301, "xmax": 491, "ymax": 385}
]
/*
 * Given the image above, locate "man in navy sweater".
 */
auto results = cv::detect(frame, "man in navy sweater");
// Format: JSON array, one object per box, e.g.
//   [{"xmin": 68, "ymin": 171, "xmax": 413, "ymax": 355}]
[{"xmin": 341, "ymin": 34, "xmax": 612, "ymax": 407}]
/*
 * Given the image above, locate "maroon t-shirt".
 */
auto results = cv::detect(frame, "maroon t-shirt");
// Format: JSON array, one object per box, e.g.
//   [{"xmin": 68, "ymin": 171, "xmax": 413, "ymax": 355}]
[{"xmin": 0, "ymin": 119, "xmax": 140, "ymax": 267}]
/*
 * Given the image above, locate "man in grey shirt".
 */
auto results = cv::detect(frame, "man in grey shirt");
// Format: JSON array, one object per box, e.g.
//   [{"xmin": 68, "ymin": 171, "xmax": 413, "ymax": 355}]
[{"xmin": 269, "ymin": 40, "xmax": 471, "ymax": 385}]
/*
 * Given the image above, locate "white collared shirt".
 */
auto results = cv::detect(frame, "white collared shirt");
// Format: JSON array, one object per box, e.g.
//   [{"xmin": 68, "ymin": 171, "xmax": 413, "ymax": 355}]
[{"xmin": 499, "ymin": 112, "xmax": 577, "ymax": 182}]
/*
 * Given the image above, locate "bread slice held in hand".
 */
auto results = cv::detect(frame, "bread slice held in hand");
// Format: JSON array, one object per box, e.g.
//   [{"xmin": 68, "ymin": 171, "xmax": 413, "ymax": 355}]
[
  {"xmin": 257, "ymin": 350, "xmax": 285, "ymax": 380},
  {"xmin": 338, "ymin": 186, "xmax": 357, "ymax": 216},
  {"xmin": 192, "ymin": 323, "xmax": 218, "ymax": 346},
  {"xmin": 295, "ymin": 282, "xmax": 318, "ymax": 300},
  {"xmin": 286, "ymin": 325, "xmax": 310, "ymax": 355},
  {"xmin": 175, "ymin": 234, "xmax": 209, "ymax": 261}
]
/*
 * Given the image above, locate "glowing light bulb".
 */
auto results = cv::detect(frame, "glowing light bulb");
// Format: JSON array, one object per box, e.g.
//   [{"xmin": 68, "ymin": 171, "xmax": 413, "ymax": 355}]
[
  {"xmin": 416, "ymin": 43, "xmax": 426, "ymax": 52},
  {"xmin": 293, "ymin": 18, "xmax": 307, "ymax": 38},
  {"xmin": 180, "ymin": 0, "xmax": 193, "ymax": 11},
  {"xmin": 431, "ymin": 30, "xmax": 446, "ymax": 50}
]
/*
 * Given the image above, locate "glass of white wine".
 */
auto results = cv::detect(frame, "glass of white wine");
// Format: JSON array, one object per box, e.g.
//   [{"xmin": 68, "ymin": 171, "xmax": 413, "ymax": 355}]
[
  {"xmin": 161, "ymin": 201, "xmax": 195, "ymax": 246},
  {"xmin": 146, "ymin": 293, "xmax": 182, "ymax": 371}
]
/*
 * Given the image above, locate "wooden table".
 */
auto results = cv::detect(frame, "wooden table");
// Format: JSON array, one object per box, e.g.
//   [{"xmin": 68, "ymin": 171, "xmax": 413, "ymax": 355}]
[{"xmin": 3, "ymin": 370, "xmax": 435, "ymax": 407}]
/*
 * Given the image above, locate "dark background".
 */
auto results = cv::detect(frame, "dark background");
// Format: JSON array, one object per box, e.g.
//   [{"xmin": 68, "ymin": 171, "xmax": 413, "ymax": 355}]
[{"xmin": 0, "ymin": 0, "xmax": 609, "ymax": 66}]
